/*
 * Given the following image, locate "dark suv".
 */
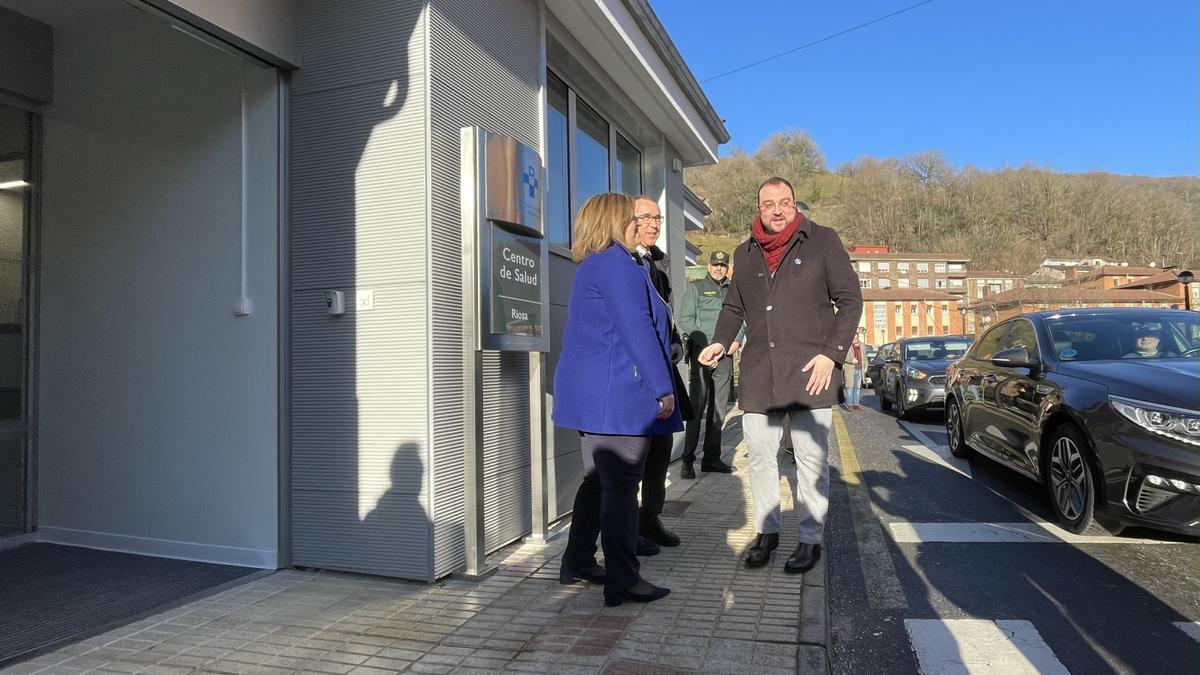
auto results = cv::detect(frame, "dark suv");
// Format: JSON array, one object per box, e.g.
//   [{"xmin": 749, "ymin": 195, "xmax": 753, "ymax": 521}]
[
  {"xmin": 879, "ymin": 336, "xmax": 974, "ymax": 419},
  {"xmin": 944, "ymin": 308, "xmax": 1200, "ymax": 535}
]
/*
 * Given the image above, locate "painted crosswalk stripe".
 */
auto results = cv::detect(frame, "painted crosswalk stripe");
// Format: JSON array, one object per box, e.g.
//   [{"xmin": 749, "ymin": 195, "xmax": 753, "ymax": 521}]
[
  {"xmin": 1176, "ymin": 621, "xmax": 1200, "ymax": 643},
  {"xmin": 899, "ymin": 443, "xmax": 973, "ymax": 479},
  {"xmin": 889, "ymin": 521, "xmax": 1184, "ymax": 545},
  {"xmin": 905, "ymin": 619, "xmax": 1069, "ymax": 674}
]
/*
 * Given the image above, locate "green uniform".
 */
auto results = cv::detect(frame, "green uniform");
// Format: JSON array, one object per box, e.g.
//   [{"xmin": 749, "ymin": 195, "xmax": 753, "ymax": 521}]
[{"xmin": 679, "ymin": 275, "xmax": 744, "ymax": 348}]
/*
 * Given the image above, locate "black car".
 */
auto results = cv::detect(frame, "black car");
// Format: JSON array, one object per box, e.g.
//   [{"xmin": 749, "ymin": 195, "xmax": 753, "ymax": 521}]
[
  {"xmin": 945, "ymin": 308, "xmax": 1200, "ymax": 535},
  {"xmin": 879, "ymin": 336, "xmax": 974, "ymax": 419},
  {"xmin": 865, "ymin": 342, "xmax": 895, "ymax": 390}
]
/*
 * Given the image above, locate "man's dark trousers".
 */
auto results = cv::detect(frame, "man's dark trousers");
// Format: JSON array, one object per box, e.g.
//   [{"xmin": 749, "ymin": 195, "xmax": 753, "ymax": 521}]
[
  {"xmin": 683, "ymin": 354, "xmax": 733, "ymax": 466},
  {"xmin": 639, "ymin": 434, "xmax": 672, "ymax": 524}
]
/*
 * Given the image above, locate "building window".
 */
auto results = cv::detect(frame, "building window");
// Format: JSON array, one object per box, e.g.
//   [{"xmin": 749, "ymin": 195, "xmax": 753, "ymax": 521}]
[
  {"xmin": 934, "ymin": 263, "xmax": 947, "ymax": 274},
  {"xmin": 897, "ymin": 262, "xmax": 910, "ymax": 273},
  {"xmin": 935, "ymin": 279, "xmax": 947, "ymax": 289},
  {"xmin": 916, "ymin": 262, "xmax": 929, "ymax": 273},
  {"xmin": 874, "ymin": 304, "xmax": 886, "ymax": 327},
  {"xmin": 949, "ymin": 263, "xmax": 965, "ymax": 272},
  {"xmin": 916, "ymin": 278, "xmax": 929, "ymax": 289},
  {"xmin": 546, "ymin": 73, "xmax": 570, "ymax": 247},
  {"xmin": 615, "ymin": 133, "xmax": 642, "ymax": 196},
  {"xmin": 858, "ymin": 261, "xmax": 871, "ymax": 273},
  {"xmin": 860, "ymin": 278, "xmax": 872, "ymax": 289},
  {"xmin": 911, "ymin": 305, "xmax": 918, "ymax": 315},
  {"xmin": 895, "ymin": 305, "xmax": 902, "ymax": 315},
  {"xmin": 574, "ymin": 99, "xmax": 610, "ymax": 208},
  {"xmin": 941, "ymin": 303, "xmax": 949, "ymax": 313},
  {"xmin": 948, "ymin": 278, "xmax": 964, "ymax": 288},
  {"xmin": 877, "ymin": 262, "xmax": 891, "ymax": 272},
  {"xmin": 897, "ymin": 278, "xmax": 910, "ymax": 288},
  {"xmin": 878, "ymin": 278, "xmax": 892, "ymax": 289}
]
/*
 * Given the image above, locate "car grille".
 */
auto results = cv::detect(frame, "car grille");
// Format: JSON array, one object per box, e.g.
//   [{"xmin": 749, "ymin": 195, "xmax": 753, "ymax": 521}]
[
  {"xmin": 1135, "ymin": 482, "xmax": 1175, "ymax": 513},
  {"xmin": 927, "ymin": 375, "xmax": 947, "ymax": 387}
]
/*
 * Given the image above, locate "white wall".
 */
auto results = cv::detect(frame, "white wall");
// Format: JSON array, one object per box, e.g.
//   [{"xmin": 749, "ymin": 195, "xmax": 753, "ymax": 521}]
[{"xmin": 35, "ymin": 3, "xmax": 280, "ymax": 567}]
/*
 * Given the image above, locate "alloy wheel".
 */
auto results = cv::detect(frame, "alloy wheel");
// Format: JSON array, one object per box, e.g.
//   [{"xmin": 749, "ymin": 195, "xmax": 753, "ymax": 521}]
[
  {"xmin": 1049, "ymin": 436, "xmax": 1087, "ymax": 521},
  {"xmin": 947, "ymin": 403, "xmax": 962, "ymax": 449}
]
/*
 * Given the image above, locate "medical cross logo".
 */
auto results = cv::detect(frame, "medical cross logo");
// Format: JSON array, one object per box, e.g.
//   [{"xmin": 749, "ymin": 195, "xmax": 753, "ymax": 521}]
[{"xmin": 522, "ymin": 167, "xmax": 538, "ymax": 199}]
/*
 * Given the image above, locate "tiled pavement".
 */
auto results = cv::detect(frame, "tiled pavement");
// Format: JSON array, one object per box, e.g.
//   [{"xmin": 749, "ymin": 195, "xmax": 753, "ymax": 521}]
[{"xmin": 4, "ymin": 411, "xmax": 830, "ymax": 674}]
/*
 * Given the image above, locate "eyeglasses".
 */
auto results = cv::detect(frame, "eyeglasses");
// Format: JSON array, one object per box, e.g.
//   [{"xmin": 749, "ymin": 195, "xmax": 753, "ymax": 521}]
[
  {"xmin": 636, "ymin": 214, "xmax": 664, "ymax": 224},
  {"xmin": 759, "ymin": 199, "xmax": 795, "ymax": 212}
]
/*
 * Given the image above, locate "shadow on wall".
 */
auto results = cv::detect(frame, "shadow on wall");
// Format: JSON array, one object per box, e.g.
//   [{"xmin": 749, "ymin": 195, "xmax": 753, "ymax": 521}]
[{"xmin": 289, "ymin": 2, "xmax": 430, "ymax": 579}]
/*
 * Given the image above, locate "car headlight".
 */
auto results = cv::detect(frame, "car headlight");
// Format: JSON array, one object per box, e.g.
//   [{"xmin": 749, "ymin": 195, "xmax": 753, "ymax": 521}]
[
  {"xmin": 1110, "ymin": 396, "xmax": 1200, "ymax": 447},
  {"xmin": 905, "ymin": 366, "xmax": 928, "ymax": 380}
]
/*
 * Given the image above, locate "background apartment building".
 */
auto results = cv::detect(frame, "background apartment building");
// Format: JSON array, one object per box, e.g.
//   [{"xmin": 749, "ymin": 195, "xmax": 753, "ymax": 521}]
[{"xmin": 849, "ymin": 248, "xmax": 970, "ymax": 297}]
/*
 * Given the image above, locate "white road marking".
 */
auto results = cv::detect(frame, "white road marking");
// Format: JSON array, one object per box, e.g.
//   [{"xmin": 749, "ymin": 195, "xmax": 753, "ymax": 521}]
[
  {"xmin": 905, "ymin": 619, "xmax": 1069, "ymax": 674},
  {"xmin": 889, "ymin": 521, "xmax": 1184, "ymax": 545},
  {"xmin": 899, "ymin": 443, "xmax": 973, "ymax": 480},
  {"xmin": 901, "ymin": 420, "xmax": 946, "ymax": 451},
  {"xmin": 1175, "ymin": 621, "xmax": 1200, "ymax": 643}
]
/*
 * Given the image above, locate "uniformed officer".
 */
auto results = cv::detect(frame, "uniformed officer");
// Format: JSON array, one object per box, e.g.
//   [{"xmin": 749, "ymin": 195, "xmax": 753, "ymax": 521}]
[{"xmin": 677, "ymin": 250, "xmax": 743, "ymax": 478}]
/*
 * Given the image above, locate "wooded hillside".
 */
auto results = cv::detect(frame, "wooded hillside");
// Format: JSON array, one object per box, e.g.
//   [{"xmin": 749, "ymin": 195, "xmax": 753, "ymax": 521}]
[{"xmin": 684, "ymin": 130, "xmax": 1198, "ymax": 272}]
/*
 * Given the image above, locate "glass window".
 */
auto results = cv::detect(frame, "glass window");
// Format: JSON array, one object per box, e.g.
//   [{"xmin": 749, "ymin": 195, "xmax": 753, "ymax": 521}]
[
  {"xmin": 897, "ymin": 278, "xmax": 910, "ymax": 288},
  {"xmin": 0, "ymin": 103, "xmax": 29, "ymax": 536},
  {"xmin": 874, "ymin": 305, "xmax": 886, "ymax": 326},
  {"xmin": 911, "ymin": 305, "xmax": 918, "ymax": 315},
  {"xmin": 974, "ymin": 324, "xmax": 1008, "ymax": 360},
  {"xmin": 934, "ymin": 263, "xmax": 947, "ymax": 274},
  {"xmin": 860, "ymin": 279, "xmax": 872, "ymax": 289},
  {"xmin": 574, "ymin": 99, "xmax": 609, "ymax": 209},
  {"xmin": 916, "ymin": 278, "xmax": 929, "ymax": 288},
  {"xmin": 948, "ymin": 278, "xmax": 963, "ymax": 288},
  {"xmin": 1004, "ymin": 319, "xmax": 1039, "ymax": 356},
  {"xmin": 878, "ymin": 278, "xmax": 892, "ymax": 289},
  {"xmin": 935, "ymin": 279, "xmax": 947, "ymax": 289},
  {"xmin": 877, "ymin": 262, "xmax": 891, "ymax": 272},
  {"xmin": 916, "ymin": 262, "xmax": 929, "ymax": 273},
  {"xmin": 858, "ymin": 261, "xmax": 871, "ymax": 273},
  {"xmin": 546, "ymin": 73, "xmax": 570, "ymax": 247},
  {"xmin": 949, "ymin": 263, "xmax": 965, "ymax": 272},
  {"xmin": 897, "ymin": 262, "xmax": 910, "ymax": 273},
  {"xmin": 615, "ymin": 133, "xmax": 641, "ymax": 196}
]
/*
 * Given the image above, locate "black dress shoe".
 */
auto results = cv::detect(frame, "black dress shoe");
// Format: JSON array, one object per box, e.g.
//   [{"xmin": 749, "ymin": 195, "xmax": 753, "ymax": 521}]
[
  {"xmin": 636, "ymin": 536, "xmax": 661, "ymax": 557},
  {"xmin": 784, "ymin": 543, "xmax": 821, "ymax": 574},
  {"xmin": 701, "ymin": 460, "xmax": 735, "ymax": 474},
  {"xmin": 604, "ymin": 583, "xmax": 671, "ymax": 607},
  {"xmin": 559, "ymin": 562, "xmax": 606, "ymax": 585},
  {"xmin": 640, "ymin": 516, "xmax": 681, "ymax": 547},
  {"xmin": 743, "ymin": 532, "xmax": 779, "ymax": 568},
  {"xmin": 680, "ymin": 463, "xmax": 696, "ymax": 480}
]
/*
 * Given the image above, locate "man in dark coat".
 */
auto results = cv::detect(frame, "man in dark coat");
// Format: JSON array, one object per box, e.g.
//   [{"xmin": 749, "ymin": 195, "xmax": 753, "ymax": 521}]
[
  {"xmin": 632, "ymin": 196, "xmax": 693, "ymax": 555},
  {"xmin": 699, "ymin": 178, "xmax": 862, "ymax": 574}
]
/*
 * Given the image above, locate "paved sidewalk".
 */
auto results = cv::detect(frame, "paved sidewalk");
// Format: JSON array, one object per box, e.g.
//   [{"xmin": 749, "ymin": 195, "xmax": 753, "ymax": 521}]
[{"xmin": 5, "ymin": 411, "xmax": 830, "ymax": 675}]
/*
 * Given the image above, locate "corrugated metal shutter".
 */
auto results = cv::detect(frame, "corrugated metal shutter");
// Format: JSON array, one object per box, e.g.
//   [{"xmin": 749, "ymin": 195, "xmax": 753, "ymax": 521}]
[
  {"xmin": 289, "ymin": 0, "xmax": 433, "ymax": 580},
  {"xmin": 427, "ymin": 0, "xmax": 540, "ymax": 577}
]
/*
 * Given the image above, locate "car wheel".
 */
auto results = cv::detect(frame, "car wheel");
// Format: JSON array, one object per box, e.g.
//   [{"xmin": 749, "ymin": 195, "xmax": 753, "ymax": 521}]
[
  {"xmin": 879, "ymin": 382, "xmax": 892, "ymax": 410},
  {"xmin": 946, "ymin": 398, "xmax": 971, "ymax": 458},
  {"xmin": 895, "ymin": 385, "xmax": 909, "ymax": 419},
  {"xmin": 1045, "ymin": 424, "xmax": 1109, "ymax": 535}
]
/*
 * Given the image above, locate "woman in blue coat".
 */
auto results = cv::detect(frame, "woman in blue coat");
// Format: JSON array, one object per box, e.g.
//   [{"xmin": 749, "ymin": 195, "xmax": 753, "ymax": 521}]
[{"xmin": 554, "ymin": 192, "xmax": 683, "ymax": 607}]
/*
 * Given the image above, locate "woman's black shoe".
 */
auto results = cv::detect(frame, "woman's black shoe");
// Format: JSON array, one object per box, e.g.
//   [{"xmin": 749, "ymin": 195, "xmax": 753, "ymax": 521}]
[
  {"xmin": 743, "ymin": 532, "xmax": 779, "ymax": 568},
  {"xmin": 559, "ymin": 563, "xmax": 606, "ymax": 585},
  {"xmin": 783, "ymin": 543, "xmax": 821, "ymax": 574},
  {"xmin": 604, "ymin": 583, "xmax": 670, "ymax": 607}
]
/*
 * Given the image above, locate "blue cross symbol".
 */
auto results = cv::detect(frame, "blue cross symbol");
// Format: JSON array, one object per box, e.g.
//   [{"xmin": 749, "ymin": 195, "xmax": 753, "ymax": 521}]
[{"xmin": 522, "ymin": 167, "xmax": 538, "ymax": 199}]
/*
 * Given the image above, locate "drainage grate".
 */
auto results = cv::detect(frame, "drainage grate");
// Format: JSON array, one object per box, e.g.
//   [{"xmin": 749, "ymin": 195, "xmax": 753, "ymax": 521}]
[{"xmin": 659, "ymin": 501, "xmax": 692, "ymax": 518}]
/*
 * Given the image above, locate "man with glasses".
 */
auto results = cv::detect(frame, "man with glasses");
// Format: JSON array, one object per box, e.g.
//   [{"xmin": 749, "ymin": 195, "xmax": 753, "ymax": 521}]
[
  {"xmin": 630, "ymin": 196, "xmax": 692, "ymax": 555},
  {"xmin": 699, "ymin": 178, "xmax": 862, "ymax": 574}
]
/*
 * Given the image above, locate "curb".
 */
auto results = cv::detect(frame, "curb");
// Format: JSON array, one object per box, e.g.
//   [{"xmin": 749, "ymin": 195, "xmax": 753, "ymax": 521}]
[{"xmin": 797, "ymin": 548, "xmax": 831, "ymax": 674}]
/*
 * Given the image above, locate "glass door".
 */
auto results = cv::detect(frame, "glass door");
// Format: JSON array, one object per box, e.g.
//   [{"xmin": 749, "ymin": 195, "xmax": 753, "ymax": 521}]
[{"xmin": 0, "ymin": 103, "xmax": 32, "ymax": 536}]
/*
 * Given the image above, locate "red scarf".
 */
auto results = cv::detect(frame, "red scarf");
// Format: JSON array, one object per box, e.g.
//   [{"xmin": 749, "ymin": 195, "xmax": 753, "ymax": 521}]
[{"xmin": 752, "ymin": 212, "xmax": 803, "ymax": 273}]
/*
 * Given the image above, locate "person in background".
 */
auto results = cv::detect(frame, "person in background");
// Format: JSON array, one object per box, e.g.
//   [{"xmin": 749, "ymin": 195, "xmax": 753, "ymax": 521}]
[
  {"xmin": 699, "ymin": 177, "xmax": 862, "ymax": 574},
  {"xmin": 554, "ymin": 192, "xmax": 680, "ymax": 607},
  {"xmin": 631, "ymin": 195, "xmax": 692, "ymax": 555},
  {"xmin": 843, "ymin": 335, "xmax": 865, "ymax": 411},
  {"xmin": 677, "ymin": 250, "xmax": 742, "ymax": 478}
]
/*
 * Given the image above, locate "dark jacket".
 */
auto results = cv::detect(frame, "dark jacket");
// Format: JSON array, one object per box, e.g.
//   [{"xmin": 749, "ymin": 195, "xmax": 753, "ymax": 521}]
[
  {"xmin": 553, "ymin": 244, "xmax": 683, "ymax": 435},
  {"xmin": 712, "ymin": 217, "xmax": 863, "ymax": 412},
  {"xmin": 637, "ymin": 245, "xmax": 694, "ymax": 421}
]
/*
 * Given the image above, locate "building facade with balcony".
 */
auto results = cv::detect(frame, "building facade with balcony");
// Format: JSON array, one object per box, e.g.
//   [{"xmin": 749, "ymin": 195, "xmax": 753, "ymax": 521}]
[
  {"xmin": 849, "ymin": 248, "xmax": 971, "ymax": 298},
  {"xmin": 859, "ymin": 289, "xmax": 967, "ymax": 347}
]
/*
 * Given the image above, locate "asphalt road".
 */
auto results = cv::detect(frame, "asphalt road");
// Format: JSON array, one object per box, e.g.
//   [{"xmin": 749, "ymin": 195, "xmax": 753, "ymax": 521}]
[{"xmin": 825, "ymin": 389, "xmax": 1200, "ymax": 674}]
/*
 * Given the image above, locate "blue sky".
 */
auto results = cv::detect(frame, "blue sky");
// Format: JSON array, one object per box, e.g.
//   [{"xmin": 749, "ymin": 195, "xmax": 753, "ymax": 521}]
[{"xmin": 653, "ymin": 1, "xmax": 1198, "ymax": 176}]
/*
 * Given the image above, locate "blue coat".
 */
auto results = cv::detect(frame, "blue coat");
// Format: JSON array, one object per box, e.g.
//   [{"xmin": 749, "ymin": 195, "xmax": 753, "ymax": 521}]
[{"xmin": 553, "ymin": 243, "xmax": 684, "ymax": 436}]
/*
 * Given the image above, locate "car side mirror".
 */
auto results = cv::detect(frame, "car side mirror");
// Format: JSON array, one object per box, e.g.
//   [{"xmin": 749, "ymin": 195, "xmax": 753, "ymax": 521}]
[{"xmin": 991, "ymin": 347, "xmax": 1040, "ymax": 371}]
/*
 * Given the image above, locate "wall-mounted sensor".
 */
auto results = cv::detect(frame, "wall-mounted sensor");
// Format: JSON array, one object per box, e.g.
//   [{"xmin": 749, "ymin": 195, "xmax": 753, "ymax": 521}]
[{"xmin": 325, "ymin": 290, "xmax": 345, "ymax": 316}]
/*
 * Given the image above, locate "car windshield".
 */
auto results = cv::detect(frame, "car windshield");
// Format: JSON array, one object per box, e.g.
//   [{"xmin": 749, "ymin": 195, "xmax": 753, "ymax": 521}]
[
  {"xmin": 903, "ymin": 339, "xmax": 972, "ymax": 361},
  {"xmin": 1046, "ymin": 312, "xmax": 1200, "ymax": 361}
]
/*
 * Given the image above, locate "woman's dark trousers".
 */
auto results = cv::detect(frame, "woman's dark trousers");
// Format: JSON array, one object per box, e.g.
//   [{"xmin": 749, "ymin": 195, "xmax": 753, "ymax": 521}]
[{"xmin": 563, "ymin": 433, "xmax": 650, "ymax": 600}]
